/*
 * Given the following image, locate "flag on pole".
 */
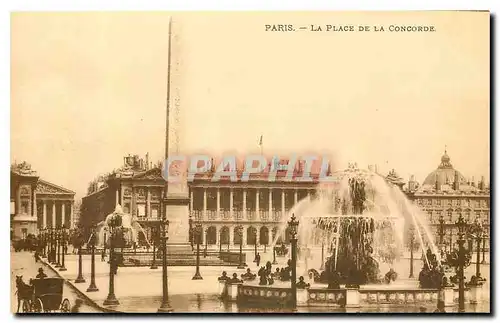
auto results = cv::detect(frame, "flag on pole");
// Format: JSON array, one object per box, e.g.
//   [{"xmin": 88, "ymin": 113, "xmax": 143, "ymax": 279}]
[{"xmin": 258, "ymin": 135, "xmax": 263, "ymax": 147}]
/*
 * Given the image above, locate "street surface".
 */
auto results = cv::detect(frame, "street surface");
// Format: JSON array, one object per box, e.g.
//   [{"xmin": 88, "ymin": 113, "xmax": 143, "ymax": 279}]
[
  {"xmin": 10, "ymin": 250, "xmax": 103, "ymax": 313},
  {"xmin": 10, "ymin": 247, "xmax": 490, "ymax": 313}
]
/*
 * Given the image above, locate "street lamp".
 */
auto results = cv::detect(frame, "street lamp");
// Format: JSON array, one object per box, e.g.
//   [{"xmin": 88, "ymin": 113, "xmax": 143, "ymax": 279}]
[
  {"xmin": 288, "ymin": 213, "xmax": 299, "ymax": 308},
  {"xmin": 192, "ymin": 223, "xmax": 203, "ymax": 280},
  {"xmin": 74, "ymin": 228, "xmax": 86, "ymax": 284},
  {"xmin": 409, "ymin": 226, "xmax": 415, "ymax": 278},
  {"xmin": 482, "ymin": 221, "xmax": 487, "ymax": 264},
  {"xmin": 189, "ymin": 214, "xmax": 194, "ymax": 252},
  {"xmin": 237, "ymin": 226, "xmax": 245, "ymax": 269},
  {"xmin": 55, "ymin": 227, "xmax": 61, "ymax": 268},
  {"xmin": 320, "ymin": 239, "xmax": 325, "ymax": 271},
  {"xmin": 103, "ymin": 212, "xmax": 121, "ymax": 306},
  {"xmin": 438, "ymin": 214, "xmax": 445, "ymax": 249},
  {"xmin": 472, "ymin": 219, "xmax": 483, "ymax": 279},
  {"xmin": 150, "ymin": 225, "xmax": 158, "ymax": 270},
  {"xmin": 87, "ymin": 225, "xmax": 99, "ymax": 292},
  {"xmin": 455, "ymin": 213, "xmax": 467, "ymax": 313},
  {"xmin": 254, "ymin": 230, "xmax": 258, "ymax": 260},
  {"xmin": 157, "ymin": 216, "xmax": 173, "ymax": 313},
  {"xmin": 204, "ymin": 228, "xmax": 208, "ymax": 258},
  {"xmin": 272, "ymin": 245, "xmax": 278, "ymax": 265},
  {"xmin": 59, "ymin": 226, "xmax": 67, "ymax": 271}
]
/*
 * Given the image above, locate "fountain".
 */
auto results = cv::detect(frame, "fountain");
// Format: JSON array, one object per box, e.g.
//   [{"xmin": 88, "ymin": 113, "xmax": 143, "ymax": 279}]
[
  {"xmin": 271, "ymin": 163, "xmax": 441, "ymax": 287},
  {"xmin": 94, "ymin": 204, "xmax": 152, "ymax": 248}
]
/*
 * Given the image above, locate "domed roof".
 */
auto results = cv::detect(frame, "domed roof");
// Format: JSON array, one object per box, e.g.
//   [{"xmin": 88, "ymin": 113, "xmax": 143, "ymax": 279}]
[{"xmin": 422, "ymin": 150, "xmax": 467, "ymax": 187}]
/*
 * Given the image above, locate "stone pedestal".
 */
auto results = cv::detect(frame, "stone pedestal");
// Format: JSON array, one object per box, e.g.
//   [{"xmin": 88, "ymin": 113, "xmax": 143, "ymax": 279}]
[
  {"xmin": 442, "ymin": 286, "xmax": 455, "ymax": 307},
  {"xmin": 225, "ymin": 282, "xmax": 241, "ymax": 302},
  {"xmin": 218, "ymin": 281, "xmax": 227, "ymax": 297},
  {"xmin": 164, "ymin": 194, "xmax": 192, "ymax": 253},
  {"xmin": 344, "ymin": 288, "xmax": 360, "ymax": 308},
  {"xmin": 296, "ymin": 288, "xmax": 309, "ymax": 306},
  {"xmin": 468, "ymin": 283, "xmax": 483, "ymax": 304}
]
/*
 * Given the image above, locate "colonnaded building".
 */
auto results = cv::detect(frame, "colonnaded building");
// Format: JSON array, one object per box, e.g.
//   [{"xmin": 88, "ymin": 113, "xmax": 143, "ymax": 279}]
[
  {"xmin": 80, "ymin": 151, "xmax": 490, "ymax": 252},
  {"xmin": 80, "ymin": 154, "xmax": 322, "ymax": 249},
  {"xmin": 10, "ymin": 162, "xmax": 76, "ymax": 240}
]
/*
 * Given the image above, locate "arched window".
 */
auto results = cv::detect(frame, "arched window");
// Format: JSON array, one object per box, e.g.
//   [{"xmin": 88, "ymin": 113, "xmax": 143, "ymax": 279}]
[
  {"xmin": 206, "ymin": 226, "xmax": 217, "ymax": 245},
  {"xmin": 247, "ymin": 226, "xmax": 257, "ymax": 245},
  {"xmin": 220, "ymin": 226, "xmax": 229, "ymax": 245},
  {"xmin": 260, "ymin": 226, "xmax": 269, "ymax": 245},
  {"xmin": 233, "ymin": 226, "xmax": 242, "ymax": 245}
]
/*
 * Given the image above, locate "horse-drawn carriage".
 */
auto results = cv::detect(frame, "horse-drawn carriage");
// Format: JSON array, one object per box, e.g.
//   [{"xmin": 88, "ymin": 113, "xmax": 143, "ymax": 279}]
[{"xmin": 16, "ymin": 277, "xmax": 71, "ymax": 313}]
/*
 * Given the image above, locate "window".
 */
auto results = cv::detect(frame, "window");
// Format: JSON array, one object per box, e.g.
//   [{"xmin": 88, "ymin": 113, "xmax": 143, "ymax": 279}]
[
  {"xmin": 137, "ymin": 204, "xmax": 145, "ymax": 217},
  {"xmin": 436, "ymin": 199, "xmax": 441, "ymax": 206},
  {"xmin": 151, "ymin": 206, "xmax": 159, "ymax": 219},
  {"xmin": 21, "ymin": 201, "xmax": 29, "ymax": 214}
]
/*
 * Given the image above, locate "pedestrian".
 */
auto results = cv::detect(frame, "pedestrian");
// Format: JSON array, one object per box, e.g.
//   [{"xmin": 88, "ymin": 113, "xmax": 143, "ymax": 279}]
[
  {"xmin": 36, "ymin": 268, "xmax": 47, "ymax": 279},
  {"xmin": 101, "ymin": 249, "xmax": 106, "ymax": 262},
  {"xmin": 34, "ymin": 250, "xmax": 40, "ymax": 263},
  {"xmin": 256, "ymin": 253, "xmax": 261, "ymax": 267}
]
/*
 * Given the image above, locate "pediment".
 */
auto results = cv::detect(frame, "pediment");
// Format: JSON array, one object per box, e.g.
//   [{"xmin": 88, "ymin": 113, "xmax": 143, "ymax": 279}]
[
  {"xmin": 132, "ymin": 167, "xmax": 165, "ymax": 180},
  {"xmin": 35, "ymin": 180, "xmax": 75, "ymax": 195}
]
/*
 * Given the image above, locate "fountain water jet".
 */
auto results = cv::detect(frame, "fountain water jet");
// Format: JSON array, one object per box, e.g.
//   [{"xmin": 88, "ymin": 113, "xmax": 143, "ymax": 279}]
[{"xmin": 273, "ymin": 164, "xmax": 440, "ymax": 286}]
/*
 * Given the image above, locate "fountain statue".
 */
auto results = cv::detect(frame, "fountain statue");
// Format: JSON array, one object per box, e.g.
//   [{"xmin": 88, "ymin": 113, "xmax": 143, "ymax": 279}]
[
  {"xmin": 271, "ymin": 164, "xmax": 440, "ymax": 287},
  {"xmin": 95, "ymin": 204, "xmax": 151, "ymax": 248}
]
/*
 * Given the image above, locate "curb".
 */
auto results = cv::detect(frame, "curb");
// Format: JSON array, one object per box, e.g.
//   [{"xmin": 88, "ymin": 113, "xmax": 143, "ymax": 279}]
[{"xmin": 39, "ymin": 257, "xmax": 123, "ymax": 313}]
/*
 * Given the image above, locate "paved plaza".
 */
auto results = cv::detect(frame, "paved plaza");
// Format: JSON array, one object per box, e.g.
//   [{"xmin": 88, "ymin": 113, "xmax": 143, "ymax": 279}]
[{"xmin": 19, "ymin": 247, "xmax": 489, "ymax": 313}]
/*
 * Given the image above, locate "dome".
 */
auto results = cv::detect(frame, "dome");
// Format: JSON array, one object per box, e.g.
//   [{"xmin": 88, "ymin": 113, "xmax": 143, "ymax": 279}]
[{"xmin": 422, "ymin": 150, "xmax": 467, "ymax": 187}]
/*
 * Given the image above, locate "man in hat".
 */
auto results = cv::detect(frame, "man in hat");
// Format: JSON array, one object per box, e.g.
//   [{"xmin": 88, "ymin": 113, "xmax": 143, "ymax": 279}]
[{"xmin": 36, "ymin": 268, "xmax": 47, "ymax": 279}]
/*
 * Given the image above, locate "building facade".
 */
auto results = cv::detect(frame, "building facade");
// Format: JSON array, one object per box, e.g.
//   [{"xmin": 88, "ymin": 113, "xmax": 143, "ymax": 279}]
[
  {"xmin": 11, "ymin": 162, "xmax": 76, "ymax": 240},
  {"xmin": 404, "ymin": 151, "xmax": 490, "ymax": 251},
  {"xmin": 81, "ymin": 154, "xmax": 322, "ymax": 249}
]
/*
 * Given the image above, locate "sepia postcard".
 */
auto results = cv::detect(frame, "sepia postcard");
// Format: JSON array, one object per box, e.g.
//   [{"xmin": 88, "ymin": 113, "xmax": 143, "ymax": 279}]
[{"xmin": 10, "ymin": 11, "xmax": 490, "ymax": 314}]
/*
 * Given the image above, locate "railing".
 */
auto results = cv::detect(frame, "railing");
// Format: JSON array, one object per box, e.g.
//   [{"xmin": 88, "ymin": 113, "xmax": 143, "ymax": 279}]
[
  {"xmin": 307, "ymin": 288, "xmax": 346, "ymax": 306},
  {"xmin": 359, "ymin": 288, "xmax": 440, "ymax": 306},
  {"xmin": 115, "ymin": 250, "xmax": 243, "ymax": 267},
  {"xmin": 272, "ymin": 211, "xmax": 283, "ymax": 222},
  {"xmin": 221, "ymin": 210, "xmax": 231, "ymax": 221},
  {"xmin": 260, "ymin": 211, "xmax": 270, "ymax": 221},
  {"xmin": 237, "ymin": 284, "xmax": 293, "ymax": 308},
  {"xmin": 246, "ymin": 211, "xmax": 257, "ymax": 221}
]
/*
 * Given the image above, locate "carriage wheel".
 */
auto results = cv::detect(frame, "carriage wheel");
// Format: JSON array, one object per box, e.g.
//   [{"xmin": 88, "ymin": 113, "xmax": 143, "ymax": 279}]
[
  {"xmin": 60, "ymin": 299, "xmax": 71, "ymax": 313},
  {"xmin": 32, "ymin": 298, "xmax": 43, "ymax": 313},
  {"xmin": 21, "ymin": 299, "xmax": 31, "ymax": 313}
]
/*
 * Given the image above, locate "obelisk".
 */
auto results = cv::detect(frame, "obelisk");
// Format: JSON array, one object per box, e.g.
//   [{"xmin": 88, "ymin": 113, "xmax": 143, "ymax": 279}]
[{"xmin": 163, "ymin": 17, "xmax": 191, "ymax": 253}]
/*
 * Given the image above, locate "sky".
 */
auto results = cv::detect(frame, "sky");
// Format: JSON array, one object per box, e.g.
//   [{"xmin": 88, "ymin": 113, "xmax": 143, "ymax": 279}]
[{"xmin": 11, "ymin": 11, "xmax": 490, "ymax": 198}]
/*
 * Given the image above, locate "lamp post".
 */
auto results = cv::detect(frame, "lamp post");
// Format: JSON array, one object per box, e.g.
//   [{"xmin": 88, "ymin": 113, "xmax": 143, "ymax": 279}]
[
  {"xmin": 456, "ymin": 213, "xmax": 467, "ymax": 313},
  {"xmin": 320, "ymin": 240, "xmax": 325, "ymax": 271},
  {"xmin": 51, "ymin": 227, "xmax": 56, "ymax": 264},
  {"xmin": 150, "ymin": 225, "xmax": 158, "ymax": 269},
  {"xmin": 87, "ymin": 225, "xmax": 99, "ymax": 292},
  {"xmin": 272, "ymin": 245, "xmax": 277, "ymax": 265},
  {"xmin": 103, "ymin": 213, "xmax": 120, "ymax": 306},
  {"xmin": 192, "ymin": 223, "xmax": 203, "ymax": 280},
  {"xmin": 288, "ymin": 213, "xmax": 299, "ymax": 309},
  {"xmin": 157, "ymin": 215, "xmax": 173, "ymax": 312},
  {"xmin": 473, "ymin": 219, "xmax": 482, "ymax": 278},
  {"xmin": 59, "ymin": 226, "xmax": 67, "ymax": 271},
  {"xmin": 204, "ymin": 228, "xmax": 208, "ymax": 258},
  {"xmin": 482, "ymin": 235, "xmax": 487, "ymax": 264},
  {"xmin": 55, "ymin": 227, "xmax": 61, "ymax": 268},
  {"xmin": 219, "ymin": 232, "xmax": 222, "ymax": 255},
  {"xmin": 48, "ymin": 228, "xmax": 54, "ymax": 263},
  {"xmin": 254, "ymin": 230, "xmax": 258, "ymax": 259},
  {"xmin": 74, "ymin": 229, "xmax": 86, "ymax": 284},
  {"xmin": 189, "ymin": 215, "xmax": 194, "ymax": 252},
  {"xmin": 237, "ymin": 226, "xmax": 245, "ymax": 269}
]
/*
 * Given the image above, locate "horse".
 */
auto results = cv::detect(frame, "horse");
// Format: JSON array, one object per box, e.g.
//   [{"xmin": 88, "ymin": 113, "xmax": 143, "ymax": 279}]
[{"xmin": 15, "ymin": 275, "xmax": 34, "ymax": 313}]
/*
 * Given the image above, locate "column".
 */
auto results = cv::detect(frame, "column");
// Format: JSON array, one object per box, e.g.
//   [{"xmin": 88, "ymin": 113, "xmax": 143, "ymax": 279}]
[
  {"xmin": 131, "ymin": 186, "xmax": 136, "ymax": 216},
  {"xmin": 61, "ymin": 202, "xmax": 66, "ymax": 228},
  {"xmin": 294, "ymin": 189, "xmax": 298, "ymax": 204},
  {"xmin": 32, "ymin": 190, "xmax": 37, "ymax": 219},
  {"xmin": 190, "ymin": 189, "xmax": 194, "ymax": 212},
  {"xmin": 146, "ymin": 188, "xmax": 151, "ymax": 217},
  {"xmin": 52, "ymin": 201, "xmax": 56, "ymax": 228},
  {"xmin": 16, "ymin": 186, "xmax": 21, "ymax": 214},
  {"xmin": 281, "ymin": 189, "xmax": 286, "ymax": 215},
  {"xmin": 216, "ymin": 188, "xmax": 221, "ymax": 218},
  {"xmin": 242, "ymin": 226, "xmax": 248, "ymax": 247},
  {"xmin": 120, "ymin": 186, "xmax": 124, "ymax": 205},
  {"xmin": 229, "ymin": 226, "xmax": 234, "ymax": 247},
  {"xmin": 256, "ymin": 226, "xmax": 260, "ymax": 245},
  {"xmin": 269, "ymin": 189, "xmax": 273, "ymax": 214},
  {"xmin": 203, "ymin": 188, "xmax": 207, "ymax": 219},
  {"xmin": 42, "ymin": 201, "xmax": 47, "ymax": 228},
  {"xmin": 256, "ymin": 189, "xmax": 260, "ymax": 220},
  {"xmin": 69, "ymin": 202, "xmax": 74, "ymax": 229},
  {"xmin": 243, "ymin": 189, "xmax": 247, "ymax": 219},
  {"xmin": 229, "ymin": 188, "xmax": 234, "ymax": 218},
  {"xmin": 215, "ymin": 226, "xmax": 219, "ymax": 246},
  {"xmin": 115, "ymin": 189, "xmax": 119, "ymax": 206}
]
